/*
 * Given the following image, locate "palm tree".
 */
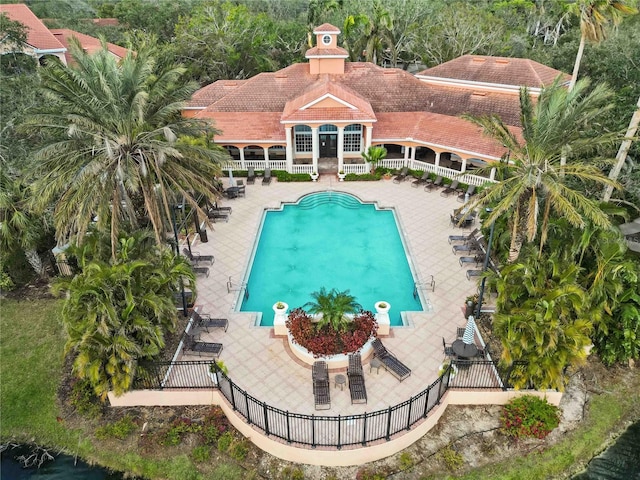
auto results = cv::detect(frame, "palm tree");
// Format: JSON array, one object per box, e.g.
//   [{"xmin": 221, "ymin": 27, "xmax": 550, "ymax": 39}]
[
  {"xmin": 54, "ymin": 231, "xmax": 195, "ymax": 399},
  {"xmin": 463, "ymin": 78, "xmax": 619, "ymax": 262},
  {"xmin": 361, "ymin": 145, "xmax": 387, "ymax": 174},
  {"xmin": 25, "ymin": 37, "xmax": 229, "ymax": 258},
  {"xmin": 568, "ymin": 0, "xmax": 637, "ymax": 91},
  {"xmin": 304, "ymin": 287, "xmax": 362, "ymax": 332},
  {"xmin": 602, "ymin": 94, "xmax": 640, "ymax": 202},
  {"xmin": 492, "ymin": 250, "xmax": 593, "ymax": 391}
]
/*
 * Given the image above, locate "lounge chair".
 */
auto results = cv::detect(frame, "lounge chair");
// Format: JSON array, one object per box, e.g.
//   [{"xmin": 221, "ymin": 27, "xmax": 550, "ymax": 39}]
[
  {"xmin": 466, "ymin": 269, "xmax": 483, "ymax": 280},
  {"xmin": 174, "ymin": 291, "xmax": 195, "ymax": 311},
  {"xmin": 424, "ymin": 176, "xmax": 443, "ymax": 191},
  {"xmin": 457, "ymin": 185, "xmax": 476, "ymax": 202},
  {"xmin": 246, "ymin": 167, "xmax": 255, "ymax": 184},
  {"xmin": 347, "ymin": 353, "xmax": 367, "ymax": 404},
  {"xmin": 392, "ymin": 166, "xmax": 409, "ymax": 183},
  {"xmin": 193, "ymin": 266, "xmax": 210, "ymax": 277},
  {"xmin": 192, "ymin": 310, "xmax": 228, "ymax": 333},
  {"xmin": 371, "ymin": 339, "xmax": 412, "ymax": 382},
  {"xmin": 182, "ymin": 333, "xmax": 223, "ymax": 358},
  {"xmin": 452, "ymin": 243, "xmax": 481, "ymax": 255},
  {"xmin": 182, "ymin": 248, "xmax": 215, "ymax": 266},
  {"xmin": 312, "ymin": 361, "xmax": 330, "ymax": 410},
  {"xmin": 207, "ymin": 210, "xmax": 229, "ymax": 223},
  {"xmin": 441, "ymin": 180, "xmax": 460, "ymax": 197},
  {"xmin": 448, "ymin": 228, "xmax": 479, "ymax": 244},
  {"xmin": 262, "ymin": 168, "xmax": 272, "ymax": 185},
  {"xmin": 411, "ymin": 171, "xmax": 430, "ymax": 187},
  {"xmin": 459, "ymin": 254, "xmax": 484, "ymax": 267}
]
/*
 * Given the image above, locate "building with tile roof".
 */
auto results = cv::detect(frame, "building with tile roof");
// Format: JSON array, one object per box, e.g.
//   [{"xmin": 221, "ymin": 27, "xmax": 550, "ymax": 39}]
[
  {"xmin": 0, "ymin": 4, "xmax": 129, "ymax": 66},
  {"xmin": 187, "ymin": 25, "xmax": 568, "ymax": 183}
]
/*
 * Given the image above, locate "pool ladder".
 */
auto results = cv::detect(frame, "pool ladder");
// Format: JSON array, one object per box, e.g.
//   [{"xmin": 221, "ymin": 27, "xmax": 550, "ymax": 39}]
[
  {"xmin": 227, "ymin": 276, "xmax": 249, "ymax": 300},
  {"xmin": 413, "ymin": 276, "xmax": 435, "ymax": 298}
]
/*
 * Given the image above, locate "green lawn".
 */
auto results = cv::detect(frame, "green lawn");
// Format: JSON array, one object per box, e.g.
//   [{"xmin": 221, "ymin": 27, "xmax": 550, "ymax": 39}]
[{"xmin": 0, "ymin": 298, "xmax": 77, "ymax": 447}]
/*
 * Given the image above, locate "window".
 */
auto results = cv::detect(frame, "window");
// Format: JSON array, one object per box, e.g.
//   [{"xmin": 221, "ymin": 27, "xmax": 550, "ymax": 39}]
[
  {"xmin": 344, "ymin": 124, "xmax": 362, "ymax": 152},
  {"xmin": 294, "ymin": 125, "xmax": 312, "ymax": 153},
  {"xmin": 322, "ymin": 34, "xmax": 332, "ymax": 46}
]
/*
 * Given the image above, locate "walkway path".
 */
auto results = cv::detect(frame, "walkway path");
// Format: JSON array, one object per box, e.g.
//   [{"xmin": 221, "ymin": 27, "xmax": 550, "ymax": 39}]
[{"xmin": 181, "ymin": 175, "xmax": 484, "ymax": 415}]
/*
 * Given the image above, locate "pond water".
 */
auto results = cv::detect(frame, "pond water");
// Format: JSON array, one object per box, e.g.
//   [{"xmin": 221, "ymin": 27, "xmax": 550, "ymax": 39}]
[
  {"xmin": 572, "ymin": 420, "xmax": 640, "ymax": 479},
  {"xmin": 0, "ymin": 445, "xmax": 128, "ymax": 480}
]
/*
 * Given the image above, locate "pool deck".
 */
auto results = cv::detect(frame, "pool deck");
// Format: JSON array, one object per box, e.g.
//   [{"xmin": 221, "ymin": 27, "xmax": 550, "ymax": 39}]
[{"xmin": 181, "ymin": 175, "xmax": 484, "ymax": 415}]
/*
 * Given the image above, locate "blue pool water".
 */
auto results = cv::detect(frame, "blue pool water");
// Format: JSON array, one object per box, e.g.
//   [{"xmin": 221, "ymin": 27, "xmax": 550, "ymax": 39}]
[{"xmin": 239, "ymin": 192, "xmax": 424, "ymax": 326}]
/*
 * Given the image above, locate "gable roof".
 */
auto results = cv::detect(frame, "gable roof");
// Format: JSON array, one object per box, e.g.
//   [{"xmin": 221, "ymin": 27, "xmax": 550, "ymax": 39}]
[
  {"xmin": 50, "ymin": 29, "xmax": 129, "ymax": 63},
  {"xmin": 417, "ymin": 55, "xmax": 569, "ymax": 90},
  {"xmin": 0, "ymin": 3, "xmax": 65, "ymax": 52}
]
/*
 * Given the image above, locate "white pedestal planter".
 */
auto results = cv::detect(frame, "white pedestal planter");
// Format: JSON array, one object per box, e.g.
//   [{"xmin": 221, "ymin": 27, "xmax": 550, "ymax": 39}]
[
  {"xmin": 311, "ymin": 173, "xmax": 319, "ymax": 182},
  {"xmin": 338, "ymin": 172, "xmax": 346, "ymax": 181},
  {"xmin": 273, "ymin": 302, "xmax": 289, "ymax": 336},
  {"xmin": 374, "ymin": 301, "xmax": 390, "ymax": 336}
]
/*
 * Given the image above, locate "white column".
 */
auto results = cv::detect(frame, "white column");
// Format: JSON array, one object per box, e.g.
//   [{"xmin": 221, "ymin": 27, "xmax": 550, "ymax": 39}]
[
  {"xmin": 239, "ymin": 147, "xmax": 246, "ymax": 169},
  {"xmin": 434, "ymin": 151, "xmax": 441, "ymax": 167},
  {"xmin": 285, "ymin": 127, "xmax": 293, "ymax": 172},
  {"xmin": 365, "ymin": 125, "xmax": 373, "ymax": 150},
  {"xmin": 410, "ymin": 146, "xmax": 416, "ymax": 160},
  {"xmin": 311, "ymin": 126, "xmax": 319, "ymax": 172},
  {"xmin": 460, "ymin": 157, "xmax": 468, "ymax": 173},
  {"xmin": 263, "ymin": 146, "xmax": 269, "ymax": 169},
  {"xmin": 337, "ymin": 126, "xmax": 344, "ymax": 171},
  {"xmin": 489, "ymin": 167, "xmax": 497, "ymax": 180}
]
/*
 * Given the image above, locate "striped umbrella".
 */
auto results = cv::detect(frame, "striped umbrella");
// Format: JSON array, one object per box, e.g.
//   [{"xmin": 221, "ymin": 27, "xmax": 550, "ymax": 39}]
[{"xmin": 462, "ymin": 315, "xmax": 477, "ymax": 344}]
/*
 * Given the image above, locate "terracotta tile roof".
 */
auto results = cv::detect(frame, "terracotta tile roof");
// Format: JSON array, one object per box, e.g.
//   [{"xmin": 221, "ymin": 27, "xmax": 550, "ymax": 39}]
[
  {"xmin": 282, "ymin": 79, "xmax": 375, "ymax": 122},
  {"xmin": 0, "ymin": 3, "xmax": 65, "ymax": 51},
  {"xmin": 195, "ymin": 112, "xmax": 285, "ymax": 143},
  {"xmin": 193, "ymin": 62, "xmax": 523, "ymax": 126},
  {"xmin": 417, "ymin": 55, "xmax": 569, "ymax": 88},
  {"xmin": 314, "ymin": 23, "xmax": 340, "ymax": 33},
  {"xmin": 305, "ymin": 46, "xmax": 348, "ymax": 57},
  {"xmin": 186, "ymin": 80, "xmax": 249, "ymax": 108},
  {"xmin": 50, "ymin": 29, "xmax": 129, "ymax": 63},
  {"xmin": 374, "ymin": 112, "xmax": 522, "ymax": 159}
]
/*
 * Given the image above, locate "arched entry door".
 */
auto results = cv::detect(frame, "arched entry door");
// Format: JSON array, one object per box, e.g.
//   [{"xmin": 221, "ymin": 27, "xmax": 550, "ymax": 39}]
[{"xmin": 319, "ymin": 124, "xmax": 338, "ymax": 158}]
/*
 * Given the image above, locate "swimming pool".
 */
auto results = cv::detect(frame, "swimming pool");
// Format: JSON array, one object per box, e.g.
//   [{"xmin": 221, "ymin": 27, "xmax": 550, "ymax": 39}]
[{"xmin": 239, "ymin": 191, "xmax": 424, "ymax": 326}]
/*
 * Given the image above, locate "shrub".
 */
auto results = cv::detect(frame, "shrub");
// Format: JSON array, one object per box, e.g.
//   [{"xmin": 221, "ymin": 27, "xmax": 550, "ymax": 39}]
[
  {"xmin": 440, "ymin": 444, "xmax": 464, "ymax": 471},
  {"xmin": 69, "ymin": 378, "xmax": 103, "ymax": 419},
  {"xmin": 286, "ymin": 308, "xmax": 377, "ymax": 357},
  {"xmin": 273, "ymin": 170, "xmax": 311, "ymax": 182},
  {"xmin": 162, "ymin": 417, "xmax": 202, "ymax": 446},
  {"xmin": 217, "ymin": 431, "xmax": 234, "ymax": 452},
  {"xmin": 191, "ymin": 445, "xmax": 211, "ymax": 463},
  {"xmin": 345, "ymin": 173, "xmax": 380, "ymax": 181},
  {"xmin": 95, "ymin": 415, "xmax": 137, "ymax": 440},
  {"xmin": 229, "ymin": 440, "xmax": 249, "ymax": 461},
  {"xmin": 500, "ymin": 395, "xmax": 560, "ymax": 439}
]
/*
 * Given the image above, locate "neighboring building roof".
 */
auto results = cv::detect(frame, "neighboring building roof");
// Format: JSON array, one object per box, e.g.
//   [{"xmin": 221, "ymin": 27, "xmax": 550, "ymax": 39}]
[
  {"xmin": 417, "ymin": 55, "xmax": 569, "ymax": 90},
  {"xmin": 50, "ymin": 28, "xmax": 129, "ymax": 63},
  {"xmin": 0, "ymin": 3, "xmax": 65, "ymax": 52}
]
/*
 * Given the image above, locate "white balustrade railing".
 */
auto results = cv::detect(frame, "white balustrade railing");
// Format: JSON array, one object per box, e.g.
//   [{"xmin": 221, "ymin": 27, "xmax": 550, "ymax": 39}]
[
  {"xmin": 343, "ymin": 164, "xmax": 369, "ymax": 174},
  {"xmin": 291, "ymin": 164, "xmax": 314, "ymax": 174},
  {"xmin": 408, "ymin": 160, "xmax": 496, "ymax": 187},
  {"xmin": 379, "ymin": 159, "xmax": 405, "ymax": 169}
]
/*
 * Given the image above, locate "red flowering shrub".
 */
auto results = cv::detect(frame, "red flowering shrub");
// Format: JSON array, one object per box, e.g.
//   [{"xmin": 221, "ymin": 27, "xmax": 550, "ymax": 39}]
[
  {"xmin": 500, "ymin": 395, "xmax": 560, "ymax": 439},
  {"xmin": 286, "ymin": 308, "xmax": 377, "ymax": 357}
]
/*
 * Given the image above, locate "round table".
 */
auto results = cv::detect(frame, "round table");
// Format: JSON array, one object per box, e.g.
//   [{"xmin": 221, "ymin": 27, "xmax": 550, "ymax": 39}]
[
  {"xmin": 334, "ymin": 374, "xmax": 346, "ymax": 390},
  {"xmin": 452, "ymin": 339, "xmax": 478, "ymax": 358},
  {"xmin": 370, "ymin": 357, "xmax": 383, "ymax": 374}
]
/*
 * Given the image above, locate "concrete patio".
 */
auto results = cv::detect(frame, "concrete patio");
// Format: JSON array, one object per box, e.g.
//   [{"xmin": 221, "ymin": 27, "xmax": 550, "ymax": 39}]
[{"xmin": 179, "ymin": 174, "xmax": 487, "ymax": 416}]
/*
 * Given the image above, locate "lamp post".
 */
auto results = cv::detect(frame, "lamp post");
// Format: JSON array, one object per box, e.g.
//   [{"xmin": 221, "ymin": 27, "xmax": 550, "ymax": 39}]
[
  {"xmin": 171, "ymin": 204, "xmax": 188, "ymax": 317},
  {"xmin": 475, "ymin": 208, "xmax": 496, "ymax": 318}
]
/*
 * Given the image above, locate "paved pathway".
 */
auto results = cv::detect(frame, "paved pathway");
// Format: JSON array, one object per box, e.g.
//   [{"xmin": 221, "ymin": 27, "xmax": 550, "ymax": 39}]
[{"xmin": 181, "ymin": 175, "xmax": 483, "ymax": 415}]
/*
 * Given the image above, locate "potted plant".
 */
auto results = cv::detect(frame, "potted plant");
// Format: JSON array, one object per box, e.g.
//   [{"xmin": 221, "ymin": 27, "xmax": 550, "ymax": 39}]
[
  {"xmin": 310, "ymin": 171, "xmax": 319, "ymax": 181},
  {"xmin": 338, "ymin": 170, "xmax": 346, "ymax": 181},
  {"xmin": 209, "ymin": 360, "xmax": 228, "ymax": 385},
  {"xmin": 438, "ymin": 361, "xmax": 458, "ymax": 378},
  {"xmin": 374, "ymin": 301, "xmax": 390, "ymax": 314}
]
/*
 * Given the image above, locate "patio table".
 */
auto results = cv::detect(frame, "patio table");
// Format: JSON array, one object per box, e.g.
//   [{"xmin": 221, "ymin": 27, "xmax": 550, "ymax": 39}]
[{"xmin": 452, "ymin": 339, "xmax": 478, "ymax": 359}]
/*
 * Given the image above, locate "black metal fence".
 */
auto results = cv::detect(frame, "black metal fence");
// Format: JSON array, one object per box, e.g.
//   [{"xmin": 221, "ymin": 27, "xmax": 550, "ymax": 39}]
[
  {"xmin": 448, "ymin": 359, "xmax": 527, "ymax": 390},
  {"xmin": 133, "ymin": 358, "xmax": 525, "ymax": 449}
]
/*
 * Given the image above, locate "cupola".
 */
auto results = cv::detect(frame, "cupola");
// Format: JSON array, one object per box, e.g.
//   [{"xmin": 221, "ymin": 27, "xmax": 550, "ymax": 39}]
[{"xmin": 305, "ymin": 23, "xmax": 348, "ymax": 75}]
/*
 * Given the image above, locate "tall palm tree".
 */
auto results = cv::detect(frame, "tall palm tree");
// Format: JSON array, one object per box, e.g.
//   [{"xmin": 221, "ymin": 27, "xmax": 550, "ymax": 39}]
[
  {"xmin": 54, "ymin": 231, "xmax": 195, "ymax": 399},
  {"xmin": 602, "ymin": 94, "xmax": 640, "ymax": 202},
  {"xmin": 25, "ymin": 37, "xmax": 229, "ymax": 258},
  {"xmin": 463, "ymin": 78, "xmax": 619, "ymax": 262},
  {"xmin": 568, "ymin": 0, "xmax": 637, "ymax": 91}
]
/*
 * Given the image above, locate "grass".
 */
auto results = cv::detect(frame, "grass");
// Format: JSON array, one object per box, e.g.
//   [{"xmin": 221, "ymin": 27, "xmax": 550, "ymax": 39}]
[{"xmin": 1, "ymin": 298, "xmax": 638, "ymax": 479}]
